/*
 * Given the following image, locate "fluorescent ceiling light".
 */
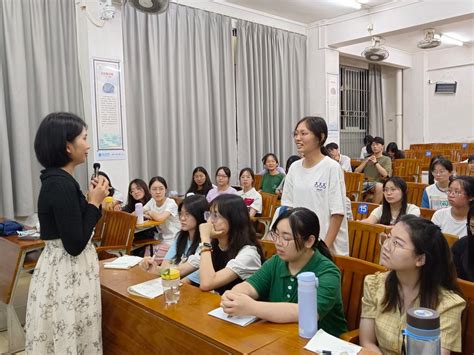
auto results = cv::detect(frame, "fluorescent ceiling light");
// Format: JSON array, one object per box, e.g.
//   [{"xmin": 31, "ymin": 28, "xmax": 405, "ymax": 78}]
[
  {"xmin": 441, "ymin": 33, "xmax": 464, "ymax": 46},
  {"xmin": 334, "ymin": 0, "xmax": 362, "ymax": 10},
  {"xmin": 443, "ymin": 32, "xmax": 469, "ymax": 43}
]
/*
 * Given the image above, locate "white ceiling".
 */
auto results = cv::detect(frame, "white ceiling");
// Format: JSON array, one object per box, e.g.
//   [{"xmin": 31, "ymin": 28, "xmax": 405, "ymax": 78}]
[{"xmin": 221, "ymin": 0, "xmax": 394, "ymax": 24}]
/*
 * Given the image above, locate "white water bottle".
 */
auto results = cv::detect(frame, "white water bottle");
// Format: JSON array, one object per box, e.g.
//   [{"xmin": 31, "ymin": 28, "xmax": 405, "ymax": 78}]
[
  {"xmin": 135, "ymin": 203, "xmax": 144, "ymax": 224},
  {"xmin": 297, "ymin": 272, "xmax": 318, "ymax": 338}
]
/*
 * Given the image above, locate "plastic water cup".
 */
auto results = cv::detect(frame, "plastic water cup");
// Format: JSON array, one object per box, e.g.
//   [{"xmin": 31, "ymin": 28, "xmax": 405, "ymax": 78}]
[{"xmin": 161, "ymin": 267, "xmax": 180, "ymax": 305}]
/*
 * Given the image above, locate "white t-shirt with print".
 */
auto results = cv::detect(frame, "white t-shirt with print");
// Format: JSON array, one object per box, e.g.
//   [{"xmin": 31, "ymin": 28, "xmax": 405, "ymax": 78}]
[
  {"xmin": 281, "ymin": 157, "xmax": 349, "ymax": 256},
  {"xmin": 143, "ymin": 197, "xmax": 180, "ymax": 245},
  {"xmin": 370, "ymin": 204, "xmax": 421, "ymax": 225},
  {"xmin": 423, "ymin": 184, "xmax": 449, "ymax": 210},
  {"xmin": 431, "ymin": 207, "xmax": 467, "ymax": 238},
  {"xmin": 236, "ymin": 188, "xmax": 263, "ymax": 214}
]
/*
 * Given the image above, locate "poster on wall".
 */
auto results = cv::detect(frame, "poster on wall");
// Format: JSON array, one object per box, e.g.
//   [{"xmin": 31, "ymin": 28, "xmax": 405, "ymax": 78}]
[
  {"xmin": 327, "ymin": 73, "xmax": 339, "ymax": 131},
  {"xmin": 92, "ymin": 58, "xmax": 126, "ymax": 160}
]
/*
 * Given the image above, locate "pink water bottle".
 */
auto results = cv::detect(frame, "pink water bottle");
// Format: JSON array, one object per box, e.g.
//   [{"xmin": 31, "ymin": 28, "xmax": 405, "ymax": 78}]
[{"xmin": 135, "ymin": 203, "xmax": 144, "ymax": 224}]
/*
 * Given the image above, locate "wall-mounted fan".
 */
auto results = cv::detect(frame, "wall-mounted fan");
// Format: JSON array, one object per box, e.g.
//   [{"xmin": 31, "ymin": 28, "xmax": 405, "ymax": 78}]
[
  {"xmin": 127, "ymin": 0, "xmax": 169, "ymax": 13},
  {"xmin": 361, "ymin": 25, "xmax": 389, "ymax": 62}
]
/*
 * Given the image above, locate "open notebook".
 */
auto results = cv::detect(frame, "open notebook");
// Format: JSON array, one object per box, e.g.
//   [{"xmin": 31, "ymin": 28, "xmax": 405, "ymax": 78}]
[
  {"xmin": 103, "ymin": 255, "xmax": 143, "ymax": 269},
  {"xmin": 208, "ymin": 307, "xmax": 258, "ymax": 327},
  {"xmin": 127, "ymin": 278, "xmax": 164, "ymax": 299}
]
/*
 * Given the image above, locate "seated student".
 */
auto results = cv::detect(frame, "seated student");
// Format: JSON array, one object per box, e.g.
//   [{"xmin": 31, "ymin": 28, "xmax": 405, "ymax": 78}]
[
  {"xmin": 275, "ymin": 155, "xmax": 301, "ymax": 195},
  {"xmin": 98, "ymin": 171, "xmax": 124, "ymax": 210},
  {"xmin": 122, "ymin": 178, "xmax": 153, "ymax": 256},
  {"xmin": 451, "ymin": 203, "xmax": 474, "ymax": 282},
  {"xmin": 236, "ymin": 168, "xmax": 262, "ymax": 217},
  {"xmin": 385, "ymin": 142, "xmax": 405, "ymax": 160},
  {"xmin": 326, "ymin": 142, "xmax": 352, "ymax": 172},
  {"xmin": 139, "ymin": 195, "xmax": 209, "ymax": 286},
  {"xmin": 260, "ymin": 153, "xmax": 285, "ymax": 194},
  {"xmin": 361, "ymin": 177, "xmax": 420, "ymax": 226},
  {"xmin": 432, "ymin": 176, "xmax": 474, "ymax": 238},
  {"xmin": 206, "ymin": 166, "xmax": 237, "ymax": 202},
  {"xmin": 360, "ymin": 134, "xmax": 374, "ymax": 159},
  {"xmin": 354, "ymin": 136, "xmax": 392, "ymax": 204},
  {"xmin": 186, "ymin": 166, "xmax": 213, "ymax": 197},
  {"xmin": 360, "ymin": 215, "xmax": 465, "ymax": 355},
  {"xmin": 143, "ymin": 176, "xmax": 181, "ymax": 262},
  {"xmin": 187, "ymin": 194, "xmax": 265, "ymax": 294},
  {"xmin": 220, "ymin": 208, "xmax": 348, "ymax": 337},
  {"xmin": 421, "ymin": 157, "xmax": 452, "ymax": 210}
]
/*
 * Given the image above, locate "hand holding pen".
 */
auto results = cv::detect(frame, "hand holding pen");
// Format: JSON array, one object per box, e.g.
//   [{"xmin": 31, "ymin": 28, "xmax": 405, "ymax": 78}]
[{"xmin": 139, "ymin": 255, "xmax": 160, "ymax": 274}]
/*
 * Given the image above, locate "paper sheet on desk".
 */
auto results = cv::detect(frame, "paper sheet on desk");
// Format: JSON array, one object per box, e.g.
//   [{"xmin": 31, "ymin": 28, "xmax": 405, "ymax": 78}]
[
  {"xmin": 103, "ymin": 255, "xmax": 143, "ymax": 269},
  {"xmin": 127, "ymin": 277, "xmax": 164, "ymax": 299},
  {"xmin": 304, "ymin": 329, "xmax": 362, "ymax": 354},
  {"xmin": 208, "ymin": 307, "xmax": 258, "ymax": 327}
]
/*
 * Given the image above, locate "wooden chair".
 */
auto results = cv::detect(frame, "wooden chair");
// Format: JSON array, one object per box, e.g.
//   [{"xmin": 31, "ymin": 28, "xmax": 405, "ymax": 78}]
[
  {"xmin": 348, "ymin": 221, "xmax": 385, "ymax": 264},
  {"xmin": 260, "ymin": 240, "xmax": 276, "ymax": 260},
  {"xmin": 350, "ymin": 201, "xmax": 380, "ymax": 221},
  {"xmin": 344, "ymin": 171, "xmax": 365, "ymax": 201},
  {"xmin": 254, "ymin": 175, "xmax": 263, "ymax": 191},
  {"xmin": 419, "ymin": 207, "xmax": 435, "ymax": 220},
  {"xmin": 335, "ymin": 256, "xmax": 386, "ymax": 343},
  {"xmin": 392, "ymin": 159, "xmax": 421, "ymax": 182},
  {"xmin": 453, "ymin": 162, "xmax": 469, "ymax": 176},
  {"xmin": 406, "ymin": 182, "xmax": 428, "ymax": 207},
  {"xmin": 95, "ymin": 210, "xmax": 137, "ymax": 259},
  {"xmin": 252, "ymin": 192, "xmax": 279, "ymax": 237},
  {"xmin": 458, "ymin": 278, "xmax": 474, "ymax": 355},
  {"xmin": 443, "ymin": 232, "xmax": 458, "ymax": 248}
]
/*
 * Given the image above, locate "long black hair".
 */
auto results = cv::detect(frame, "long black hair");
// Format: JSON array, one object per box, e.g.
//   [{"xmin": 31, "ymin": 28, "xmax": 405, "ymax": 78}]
[
  {"xmin": 123, "ymin": 179, "xmax": 151, "ymax": 212},
  {"xmin": 295, "ymin": 116, "xmax": 329, "ymax": 156},
  {"xmin": 271, "ymin": 207, "xmax": 332, "ymax": 261},
  {"xmin": 186, "ymin": 166, "xmax": 213, "ymax": 196},
  {"xmin": 380, "ymin": 177, "xmax": 408, "ymax": 225},
  {"xmin": 173, "ymin": 195, "xmax": 209, "ymax": 264},
  {"xmin": 209, "ymin": 194, "xmax": 264, "ymax": 262},
  {"xmin": 382, "ymin": 215, "xmax": 461, "ymax": 312},
  {"xmin": 98, "ymin": 171, "xmax": 116, "ymax": 197}
]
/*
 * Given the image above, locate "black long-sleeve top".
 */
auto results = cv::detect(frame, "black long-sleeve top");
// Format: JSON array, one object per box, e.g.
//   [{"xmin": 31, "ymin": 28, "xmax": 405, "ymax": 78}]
[
  {"xmin": 38, "ymin": 168, "xmax": 101, "ymax": 256},
  {"xmin": 451, "ymin": 235, "xmax": 474, "ymax": 282}
]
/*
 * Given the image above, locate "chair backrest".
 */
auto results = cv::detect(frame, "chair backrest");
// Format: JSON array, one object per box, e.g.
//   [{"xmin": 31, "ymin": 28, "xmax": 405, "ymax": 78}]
[
  {"xmin": 350, "ymin": 201, "xmax": 380, "ymax": 221},
  {"xmin": 260, "ymin": 240, "xmax": 277, "ymax": 260},
  {"xmin": 254, "ymin": 175, "xmax": 263, "ymax": 191},
  {"xmin": 334, "ymin": 256, "xmax": 386, "ymax": 331},
  {"xmin": 443, "ymin": 232, "xmax": 458, "ymax": 248},
  {"xmin": 348, "ymin": 221, "xmax": 386, "ymax": 263},
  {"xmin": 344, "ymin": 171, "xmax": 365, "ymax": 202},
  {"xmin": 259, "ymin": 192, "xmax": 279, "ymax": 218},
  {"xmin": 99, "ymin": 210, "xmax": 138, "ymax": 254},
  {"xmin": 392, "ymin": 159, "xmax": 421, "ymax": 182},
  {"xmin": 458, "ymin": 278, "xmax": 474, "ymax": 355},
  {"xmin": 419, "ymin": 207, "xmax": 436, "ymax": 220},
  {"xmin": 406, "ymin": 182, "xmax": 428, "ymax": 207},
  {"xmin": 453, "ymin": 162, "xmax": 469, "ymax": 176}
]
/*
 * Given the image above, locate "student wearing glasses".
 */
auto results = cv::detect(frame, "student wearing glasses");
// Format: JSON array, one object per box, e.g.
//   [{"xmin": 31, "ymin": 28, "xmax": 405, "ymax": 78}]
[
  {"xmin": 431, "ymin": 176, "xmax": 474, "ymax": 238},
  {"xmin": 206, "ymin": 166, "xmax": 237, "ymax": 202},
  {"xmin": 220, "ymin": 208, "xmax": 347, "ymax": 336},
  {"xmin": 361, "ymin": 177, "xmax": 420, "ymax": 226},
  {"xmin": 451, "ymin": 202, "xmax": 474, "ymax": 282},
  {"xmin": 421, "ymin": 157, "xmax": 453, "ymax": 210},
  {"xmin": 360, "ymin": 215, "xmax": 465, "ymax": 355}
]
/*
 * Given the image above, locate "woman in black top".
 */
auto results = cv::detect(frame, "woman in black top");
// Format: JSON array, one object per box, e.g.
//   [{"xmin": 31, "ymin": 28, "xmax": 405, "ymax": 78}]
[
  {"xmin": 25, "ymin": 112, "xmax": 109, "ymax": 354},
  {"xmin": 186, "ymin": 166, "xmax": 213, "ymax": 196},
  {"xmin": 452, "ymin": 202, "xmax": 474, "ymax": 281}
]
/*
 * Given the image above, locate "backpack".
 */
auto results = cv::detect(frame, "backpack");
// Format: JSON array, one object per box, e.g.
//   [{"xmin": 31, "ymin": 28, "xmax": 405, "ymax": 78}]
[{"xmin": 0, "ymin": 220, "xmax": 24, "ymax": 236}]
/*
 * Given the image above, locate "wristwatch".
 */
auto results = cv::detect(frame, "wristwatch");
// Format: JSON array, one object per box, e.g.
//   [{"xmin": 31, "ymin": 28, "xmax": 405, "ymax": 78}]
[
  {"xmin": 374, "ymin": 161, "xmax": 379, "ymax": 165},
  {"xmin": 199, "ymin": 242, "xmax": 212, "ymax": 248}
]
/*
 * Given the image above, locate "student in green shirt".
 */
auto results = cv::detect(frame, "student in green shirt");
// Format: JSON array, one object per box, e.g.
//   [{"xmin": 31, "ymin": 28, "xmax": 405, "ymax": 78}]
[
  {"xmin": 220, "ymin": 207, "xmax": 348, "ymax": 337},
  {"xmin": 260, "ymin": 153, "xmax": 285, "ymax": 194}
]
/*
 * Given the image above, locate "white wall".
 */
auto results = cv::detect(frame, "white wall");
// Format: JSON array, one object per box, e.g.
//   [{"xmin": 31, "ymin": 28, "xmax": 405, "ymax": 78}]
[{"xmin": 382, "ymin": 66, "xmax": 398, "ymax": 145}]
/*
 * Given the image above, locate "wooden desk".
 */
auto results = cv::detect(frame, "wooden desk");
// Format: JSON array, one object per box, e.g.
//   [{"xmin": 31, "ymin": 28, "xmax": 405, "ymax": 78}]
[
  {"xmin": 100, "ymin": 263, "xmax": 376, "ymax": 355},
  {"xmin": 0, "ymin": 235, "xmax": 44, "ymax": 353}
]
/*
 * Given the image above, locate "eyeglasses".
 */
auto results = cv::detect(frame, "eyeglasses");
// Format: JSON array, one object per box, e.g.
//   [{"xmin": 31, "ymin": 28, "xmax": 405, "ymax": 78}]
[
  {"xmin": 447, "ymin": 189, "xmax": 465, "ymax": 197},
  {"xmin": 468, "ymin": 223, "xmax": 474, "ymax": 231},
  {"xmin": 432, "ymin": 169, "xmax": 448, "ymax": 175},
  {"xmin": 204, "ymin": 211, "xmax": 221, "ymax": 221},
  {"xmin": 269, "ymin": 230, "xmax": 294, "ymax": 247},
  {"xmin": 383, "ymin": 188, "xmax": 400, "ymax": 193},
  {"xmin": 378, "ymin": 233, "xmax": 414, "ymax": 252}
]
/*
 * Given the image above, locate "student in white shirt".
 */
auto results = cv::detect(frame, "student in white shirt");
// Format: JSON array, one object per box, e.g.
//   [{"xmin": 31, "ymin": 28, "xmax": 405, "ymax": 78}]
[
  {"xmin": 143, "ymin": 176, "xmax": 181, "ymax": 262},
  {"xmin": 432, "ymin": 176, "xmax": 474, "ymax": 238},
  {"xmin": 421, "ymin": 157, "xmax": 452, "ymax": 210},
  {"xmin": 361, "ymin": 177, "xmax": 420, "ymax": 226},
  {"xmin": 282, "ymin": 116, "xmax": 349, "ymax": 256},
  {"xmin": 236, "ymin": 168, "xmax": 262, "ymax": 217},
  {"xmin": 326, "ymin": 142, "xmax": 352, "ymax": 172}
]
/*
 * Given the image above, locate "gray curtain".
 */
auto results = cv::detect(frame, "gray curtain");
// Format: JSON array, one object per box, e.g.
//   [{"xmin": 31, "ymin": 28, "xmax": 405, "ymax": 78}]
[
  {"xmin": 368, "ymin": 63, "xmax": 384, "ymax": 137},
  {"xmin": 0, "ymin": 0, "xmax": 85, "ymax": 218},
  {"xmin": 123, "ymin": 3, "xmax": 236, "ymax": 193},
  {"xmin": 235, "ymin": 20, "xmax": 307, "ymax": 171}
]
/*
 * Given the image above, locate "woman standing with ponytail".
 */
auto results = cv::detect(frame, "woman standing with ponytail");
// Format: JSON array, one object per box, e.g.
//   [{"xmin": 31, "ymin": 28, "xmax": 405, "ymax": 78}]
[
  {"xmin": 220, "ymin": 208, "xmax": 347, "ymax": 336},
  {"xmin": 281, "ymin": 116, "xmax": 349, "ymax": 255}
]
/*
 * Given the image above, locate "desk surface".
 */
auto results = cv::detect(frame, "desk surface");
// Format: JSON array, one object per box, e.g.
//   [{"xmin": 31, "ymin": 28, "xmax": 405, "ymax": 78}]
[{"xmin": 100, "ymin": 261, "xmax": 376, "ymax": 355}]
